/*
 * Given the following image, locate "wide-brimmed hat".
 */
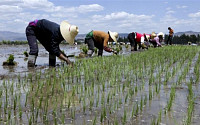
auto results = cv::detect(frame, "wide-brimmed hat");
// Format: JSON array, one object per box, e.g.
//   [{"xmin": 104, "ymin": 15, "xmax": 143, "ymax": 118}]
[
  {"xmin": 60, "ymin": 21, "xmax": 79, "ymax": 45},
  {"xmin": 145, "ymin": 35, "xmax": 150, "ymax": 41},
  {"xmin": 157, "ymin": 32, "xmax": 164, "ymax": 38},
  {"xmin": 108, "ymin": 31, "xmax": 118, "ymax": 42},
  {"xmin": 151, "ymin": 32, "xmax": 156, "ymax": 37}
]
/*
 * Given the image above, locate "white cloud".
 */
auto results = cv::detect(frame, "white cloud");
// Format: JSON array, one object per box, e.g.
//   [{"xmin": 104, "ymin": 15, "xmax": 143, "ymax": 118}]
[
  {"xmin": 89, "ymin": 11, "xmax": 155, "ymax": 33},
  {"xmin": 166, "ymin": 10, "xmax": 175, "ymax": 14},
  {"xmin": 0, "ymin": 0, "xmax": 104, "ymax": 33},
  {"xmin": 78, "ymin": 4, "xmax": 104, "ymax": 13},
  {"xmin": 0, "ymin": 0, "xmax": 200, "ymax": 34},
  {"xmin": 165, "ymin": 7, "xmax": 175, "ymax": 16},
  {"xmin": 0, "ymin": 5, "xmax": 22, "ymax": 13},
  {"xmin": 0, "ymin": 0, "xmax": 22, "ymax": 5},
  {"xmin": 92, "ymin": 11, "xmax": 153, "ymax": 22},
  {"xmin": 20, "ymin": 0, "xmax": 54, "ymax": 11},
  {"xmin": 188, "ymin": 11, "xmax": 200, "ymax": 18},
  {"xmin": 176, "ymin": 5, "xmax": 187, "ymax": 9}
]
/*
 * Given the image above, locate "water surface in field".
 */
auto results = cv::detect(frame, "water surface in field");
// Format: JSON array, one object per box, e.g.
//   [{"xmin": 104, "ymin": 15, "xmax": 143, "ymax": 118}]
[
  {"xmin": 0, "ymin": 44, "xmax": 132, "ymax": 78},
  {"xmin": 1, "ymin": 45, "xmax": 199, "ymax": 125}
]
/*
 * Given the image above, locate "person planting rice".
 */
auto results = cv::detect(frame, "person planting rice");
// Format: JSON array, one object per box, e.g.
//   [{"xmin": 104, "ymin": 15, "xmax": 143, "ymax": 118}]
[
  {"xmin": 127, "ymin": 32, "xmax": 150, "ymax": 51},
  {"xmin": 148, "ymin": 32, "xmax": 164, "ymax": 47},
  {"xmin": 26, "ymin": 19, "xmax": 79, "ymax": 67},
  {"xmin": 166, "ymin": 27, "xmax": 174, "ymax": 45},
  {"xmin": 84, "ymin": 30, "xmax": 118, "ymax": 57}
]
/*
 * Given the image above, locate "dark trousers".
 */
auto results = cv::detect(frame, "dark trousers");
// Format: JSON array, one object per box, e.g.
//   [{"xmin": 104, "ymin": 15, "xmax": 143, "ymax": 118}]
[
  {"xmin": 85, "ymin": 38, "xmax": 103, "ymax": 56},
  {"xmin": 166, "ymin": 35, "xmax": 173, "ymax": 45},
  {"xmin": 128, "ymin": 33, "xmax": 137, "ymax": 51},
  {"xmin": 26, "ymin": 25, "xmax": 56, "ymax": 66},
  {"xmin": 149, "ymin": 40, "xmax": 157, "ymax": 48},
  {"xmin": 26, "ymin": 25, "xmax": 38, "ymax": 56}
]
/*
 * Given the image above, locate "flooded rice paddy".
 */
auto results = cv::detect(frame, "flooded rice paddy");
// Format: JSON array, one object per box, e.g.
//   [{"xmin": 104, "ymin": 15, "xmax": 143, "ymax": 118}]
[{"xmin": 0, "ymin": 44, "xmax": 200, "ymax": 125}]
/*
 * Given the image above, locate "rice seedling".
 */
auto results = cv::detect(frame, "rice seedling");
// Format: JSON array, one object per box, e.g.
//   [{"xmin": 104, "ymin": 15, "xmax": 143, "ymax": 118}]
[
  {"xmin": 0, "ymin": 45, "xmax": 199, "ymax": 124},
  {"xmin": 131, "ymin": 103, "xmax": 135, "ymax": 117},
  {"xmin": 3, "ymin": 54, "xmax": 16, "ymax": 65},
  {"xmin": 149, "ymin": 86, "xmax": 153, "ymax": 101},
  {"xmin": 122, "ymin": 108, "xmax": 127, "ymax": 125},
  {"xmin": 157, "ymin": 109, "xmax": 162, "ymax": 125},
  {"xmin": 93, "ymin": 113, "xmax": 97, "ymax": 125},
  {"xmin": 23, "ymin": 51, "xmax": 29, "ymax": 57},
  {"xmin": 165, "ymin": 85, "xmax": 176, "ymax": 112}
]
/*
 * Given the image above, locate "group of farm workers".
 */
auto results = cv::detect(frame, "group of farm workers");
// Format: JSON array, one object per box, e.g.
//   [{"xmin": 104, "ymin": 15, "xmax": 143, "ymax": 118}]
[{"xmin": 25, "ymin": 19, "xmax": 174, "ymax": 67}]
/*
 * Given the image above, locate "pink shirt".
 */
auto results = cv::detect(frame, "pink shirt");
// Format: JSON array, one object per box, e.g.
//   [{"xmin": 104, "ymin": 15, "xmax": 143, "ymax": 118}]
[{"xmin": 154, "ymin": 37, "xmax": 161, "ymax": 46}]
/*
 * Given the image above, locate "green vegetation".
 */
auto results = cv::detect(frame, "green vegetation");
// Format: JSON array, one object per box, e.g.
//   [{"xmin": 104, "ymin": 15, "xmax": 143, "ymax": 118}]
[
  {"xmin": 0, "ymin": 45, "xmax": 200, "ymax": 124},
  {"xmin": 80, "ymin": 44, "xmax": 88, "ymax": 54},
  {"xmin": 3, "ymin": 54, "xmax": 16, "ymax": 65},
  {"xmin": 23, "ymin": 51, "xmax": 29, "ymax": 57},
  {"xmin": 0, "ymin": 40, "xmax": 28, "ymax": 45}
]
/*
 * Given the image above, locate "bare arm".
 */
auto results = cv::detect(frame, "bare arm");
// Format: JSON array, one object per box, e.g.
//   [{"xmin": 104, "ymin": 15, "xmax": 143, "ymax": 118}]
[{"xmin": 58, "ymin": 53, "xmax": 72, "ymax": 65}]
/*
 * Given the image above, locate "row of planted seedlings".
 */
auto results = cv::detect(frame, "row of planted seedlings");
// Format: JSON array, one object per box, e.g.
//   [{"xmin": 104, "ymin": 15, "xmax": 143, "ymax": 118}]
[
  {"xmin": 0, "ymin": 45, "xmax": 199, "ymax": 124},
  {"xmin": 149, "ymin": 46, "xmax": 200, "ymax": 125},
  {"xmin": 183, "ymin": 50, "xmax": 200, "ymax": 125}
]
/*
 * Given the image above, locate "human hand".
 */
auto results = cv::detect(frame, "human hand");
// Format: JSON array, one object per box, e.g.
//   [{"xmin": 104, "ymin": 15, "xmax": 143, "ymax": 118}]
[
  {"xmin": 67, "ymin": 61, "xmax": 74, "ymax": 68},
  {"xmin": 113, "ymin": 50, "xmax": 118, "ymax": 55}
]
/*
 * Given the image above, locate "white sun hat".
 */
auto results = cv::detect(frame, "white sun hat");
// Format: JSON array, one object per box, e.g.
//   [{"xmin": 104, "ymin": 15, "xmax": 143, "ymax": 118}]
[
  {"xmin": 157, "ymin": 32, "xmax": 164, "ymax": 38},
  {"xmin": 108, "ymin": 31, "xmax": 118, "ymax": 42},
  {"xmin": 60, "ymin": 21, "xmax": 79, "ymax": 45},
  {"xmin": 145, "ymin": 35, "xmax": 150, "ymax": 41}
]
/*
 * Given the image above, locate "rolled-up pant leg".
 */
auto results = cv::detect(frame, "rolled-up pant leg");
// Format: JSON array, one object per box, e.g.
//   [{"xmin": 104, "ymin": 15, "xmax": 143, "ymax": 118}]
[
  {"xmin": 85, "ymin": 38, "xmax": 95, "ymax": 56},
  {"xmin": 26, "ymin": 25, "xmax": 38, "ymax": 67},
  {"xmin": 26, "ymin": 25, "xmax": 38, "ymax": 56}
]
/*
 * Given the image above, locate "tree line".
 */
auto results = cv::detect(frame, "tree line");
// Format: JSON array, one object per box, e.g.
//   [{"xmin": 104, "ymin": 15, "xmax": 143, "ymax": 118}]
[{"xmin": 118, "ymin": 34, "xmax": 200, "ymax": 45}]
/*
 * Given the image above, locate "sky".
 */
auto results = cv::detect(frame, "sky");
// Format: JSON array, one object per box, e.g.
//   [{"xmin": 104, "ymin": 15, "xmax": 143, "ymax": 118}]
[{"xmin": 1, "ymin": 0, "xmax": 200, "ymax": 34}]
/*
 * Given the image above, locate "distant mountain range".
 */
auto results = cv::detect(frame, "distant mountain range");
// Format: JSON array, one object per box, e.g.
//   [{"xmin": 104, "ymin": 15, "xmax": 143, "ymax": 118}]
[
  {"xmin": 174, "ymin": 31, "xmax": 200, "ymax": 36},
  {"xmin": 0, "ymin": 31, "xmax": 26, "ymax": 41},
  {"xmin": 0, "ymin": 31, "xmax": 200, "ymax": 41}
]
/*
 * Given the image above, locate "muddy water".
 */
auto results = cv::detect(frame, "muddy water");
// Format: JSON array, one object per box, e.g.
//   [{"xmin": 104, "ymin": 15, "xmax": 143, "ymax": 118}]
[
  {"xmin": 0, "ymin": 44, "xmax": 130, "ymax": 77},
  {"xmin": 1, "ymin": 45, "xmax": 199, "ymax": 125},
  {"xmin": 0, "ymin": 45, "xmax": 77, "ymax": 77}
]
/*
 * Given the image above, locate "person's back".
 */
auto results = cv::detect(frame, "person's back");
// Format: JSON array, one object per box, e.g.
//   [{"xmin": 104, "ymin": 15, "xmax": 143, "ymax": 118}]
[
  {"xmin": 26, "ymin": 19, "xmax": 78, "ymax": 67},
  {"xmin": 85, "ymin": 30, "xmax": 118, "ymax": 56},
  {"xmin": 92, "ymin": 31, "xmax": 109, "ymax": 47}
]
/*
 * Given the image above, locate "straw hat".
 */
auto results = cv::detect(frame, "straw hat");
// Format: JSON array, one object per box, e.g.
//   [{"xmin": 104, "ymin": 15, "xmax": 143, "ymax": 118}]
[
  {"xmin": 108, "ymin": 31, "xmax": 118, "ymax": 42},
  {"xmin": 151, "ymin": 32, "xmax": 157, "ymax": 39},
  {"xmin": 60, "ymin": 21, "xmax": 79, "ymax": 45}
]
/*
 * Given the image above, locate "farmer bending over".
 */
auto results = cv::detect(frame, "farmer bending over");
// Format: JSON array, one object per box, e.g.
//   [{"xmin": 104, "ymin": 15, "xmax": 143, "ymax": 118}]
[
  {"xmin": 149, "ymin": 32, "xmax": 164, "ymax": 47},
  {"xmin": 127, "ymin": 32, "xmax": 150, "ymax": 51},
  {"xmin": 26, "ymin": 19, "xmax": 79, "ymax": 67},
  {"xmin": 85, "ymin": 30, "xmax": 118, "ymax": 57}
]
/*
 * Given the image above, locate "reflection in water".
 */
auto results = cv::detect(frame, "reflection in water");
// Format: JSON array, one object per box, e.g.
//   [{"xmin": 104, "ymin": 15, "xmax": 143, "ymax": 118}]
[{"xmin": 3, "ymin": 65, "xmax": 16, "ymax": 72}]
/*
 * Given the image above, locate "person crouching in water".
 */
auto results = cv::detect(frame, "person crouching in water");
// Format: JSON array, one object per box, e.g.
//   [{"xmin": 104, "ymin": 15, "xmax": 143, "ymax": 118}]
[
  {"xmin": 149, "ymin": 32, "xmax": 164, "ymax": 47},
  {"xmin": 25, "ymin": 19, "xmax": 79, "ymax": 67},
  {"xmin": 127, "ymin": 32, "xmax": 149, "ymax": 51},
  {"xmin": 85, "ymin": 30, "xmax": 118, "ymax": 57}
]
